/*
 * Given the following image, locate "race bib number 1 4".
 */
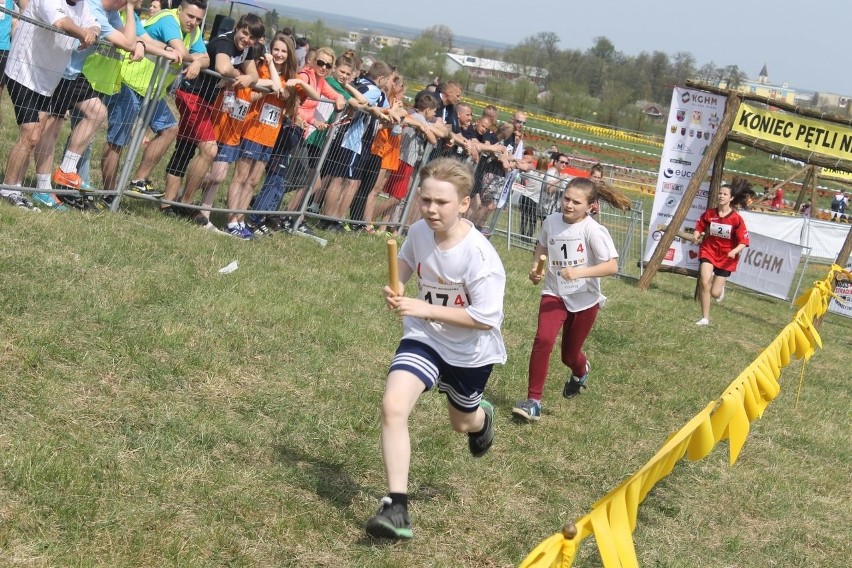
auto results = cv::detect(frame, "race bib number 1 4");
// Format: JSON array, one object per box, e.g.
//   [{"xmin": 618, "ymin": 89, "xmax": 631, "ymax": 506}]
[{"xmin": 549, "ymin": 237, "xmax": 588, "ymax": 295}]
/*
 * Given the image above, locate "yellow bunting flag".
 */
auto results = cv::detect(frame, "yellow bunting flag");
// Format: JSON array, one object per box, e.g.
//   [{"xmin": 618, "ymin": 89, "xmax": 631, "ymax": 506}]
[{"xmin": 520, "ymin": 266, "xmax": 838, "ymax": 567}]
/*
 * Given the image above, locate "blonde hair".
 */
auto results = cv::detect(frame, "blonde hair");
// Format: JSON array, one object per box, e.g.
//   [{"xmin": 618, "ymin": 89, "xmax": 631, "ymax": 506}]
[
  {"xmin": 495, "ymin": 122, "xmax": 514, "ymax": 140},
  {"xmin": 419, "ymin": 158, "xmax": 474, "ymax": 200},
  {"xmin": 314, "ymin": 47, "xmax": 336, "ymax": 65}
]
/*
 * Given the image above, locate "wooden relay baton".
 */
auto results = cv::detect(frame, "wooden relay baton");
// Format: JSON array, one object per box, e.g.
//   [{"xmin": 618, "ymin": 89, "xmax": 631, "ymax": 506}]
[
  {"xmin": 387, "ymin": 239, "xmax": 401, "ymax": 295},
  {"xmin": 535, "ymin": 255, "xmax": 547, "ymax": 279}
]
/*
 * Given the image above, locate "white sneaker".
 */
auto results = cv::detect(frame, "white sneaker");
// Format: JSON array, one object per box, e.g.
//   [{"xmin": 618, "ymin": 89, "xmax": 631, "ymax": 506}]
[
  {"xmin": 695, "ymin": 318, "xmax": 710, "ymax": 326},
  {"xmin": 715, "ymin": 287, "xmax": 725, "ymax": 303},
  {"xmin": 1, "ymin": 192, "xmax": 40, "ymax": 211}
]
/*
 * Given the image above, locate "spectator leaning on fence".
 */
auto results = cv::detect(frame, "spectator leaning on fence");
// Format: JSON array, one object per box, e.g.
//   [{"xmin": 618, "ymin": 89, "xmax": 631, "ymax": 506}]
[
  {"xmin": 418, "ymin": 79, "xmax": 467, "ymax": 161},
  {"xmin": 0, "ymin": 0, "xmax": 16, "ymax": 127},
  {"xmin": 319, "ymin": 59, "xmax": 395, "ymax": 231},
  {"xmin": 444, "ymin": 102, "xmax": 480, "ymax": 164},
  {"xmin": 368, "ymin": 92, "xmax": 439, "ymax": 236},
  {"xmin": 160, "ymin": 12, "xmax": 262, "ymax": 216},
  {"xmin": 468, "ymin": 120, "xmax": 517, "ymax": 231},
  {"xmin": 30, "ymin": 0, "xmax": 143, "ymax": 209},
  {"xmin": 194, "ymin": 41, "xmax": 264, "ymax": 237},
  {"xmin": 231, "ymin": 34, "xmax": 307, "ymax": 236},
  {"xmin": 246, "ymin": 45, "xmax": 340, "ymax": 232},
  {"xmin": 262, "ymin": 52, "xmax": 358, "ymax": 232},
  {"xmin": 72, "ymin": 0, "xmax": 182, "ymax": 203},
  {"xmin": 360, "ymin": 74, "xmax": 410, "ymax": 231},
  {"xmin": 1, "ymin": 0, "xmax": 99, "ymax": 210},
  {"xmin": 517, "ymin": 154, "xmax": 550, "ymax": 239},
  {"xmin": 467, "ymin": 115, "xmax": 499, "ymax": 159},
  {"xmin": 540, "ymin": 152, "xmax": 569, "ymax": 216},
  {"xmin": 100, "ymin": 0, "xmax": 207, "ymax": 198},
  {"xmin": 294, "ymin": 36, "xmax": 308, "ymax": 68},
  {"xmin": 223, "ymin": 35, "xmax": 316, "ymax": 238}
]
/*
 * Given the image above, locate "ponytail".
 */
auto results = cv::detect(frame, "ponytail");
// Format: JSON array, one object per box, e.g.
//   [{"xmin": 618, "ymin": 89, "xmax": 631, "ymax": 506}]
[
  {"xmin": 726, "ymin": 176, "xmax": 756, "ymax": 209},
  {"xmin": 566, "ymin": 177, "xmax": 632, "ymax": 211}
]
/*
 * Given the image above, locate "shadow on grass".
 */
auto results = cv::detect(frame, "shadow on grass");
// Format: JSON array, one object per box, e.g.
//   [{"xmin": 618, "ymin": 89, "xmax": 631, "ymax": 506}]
[
  {"xmin": 274, "ymin": 442, "xmax": 455, "ymax": 501},
  {"xmin": 485, "ymin": 388, "xmax": 518, "ymax": 415},
  {"xmin": 274, "ymin": 443, "xmax": 361, "ymax": 510}
]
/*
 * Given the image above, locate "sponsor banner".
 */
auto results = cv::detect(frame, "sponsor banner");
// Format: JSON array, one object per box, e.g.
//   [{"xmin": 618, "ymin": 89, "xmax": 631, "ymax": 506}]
[
  {"xmin": 819, "ymin": 166, "xmax": 852, "ymax": 182},
  {"xmin": 645, "ymin": 87, "xmax": 727, "ymax": 267},
  {"xmin": 739, "ymin": 211, "xmax": 804, "ymax": 246},
  {"xmin": 728, "ymin": 232, "xmax": 803, "ymax": 299},
  {"xmin": 828, "ymin": 259, "xmax": 852, "ymax": 318},
  {"xmin": 739, "ymin": 211, "xmax": 850, "ymax": 261},
  {"xmin": 732, "ymin": 102, "xmax": 852, "ymax": 162}
]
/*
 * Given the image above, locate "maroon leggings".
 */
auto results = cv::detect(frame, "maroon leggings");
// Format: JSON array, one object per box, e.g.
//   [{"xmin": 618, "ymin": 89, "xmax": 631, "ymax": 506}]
[{"xmin": 527, "ymin": 295, "xmax": 599, "ymax": 401}]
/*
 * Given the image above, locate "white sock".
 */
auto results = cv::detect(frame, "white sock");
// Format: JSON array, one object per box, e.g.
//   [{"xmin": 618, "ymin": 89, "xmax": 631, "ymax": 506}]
[
  {"xmin": 227, "ymin": 222, "xmax": 239, "ymax": 229},
  {"xmin": 36, "ymin": 174, "xmax": 53, "ymax": 190},
  {"xmin": 60, "ymin": 151, "xmax": 81, "ymax": 174}
]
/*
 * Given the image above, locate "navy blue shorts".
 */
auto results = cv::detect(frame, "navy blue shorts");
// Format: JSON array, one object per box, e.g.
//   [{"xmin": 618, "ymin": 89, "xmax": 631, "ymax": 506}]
[{"xmin": 389, "ymin": 339, "xmax": 493, "ymax": 413}]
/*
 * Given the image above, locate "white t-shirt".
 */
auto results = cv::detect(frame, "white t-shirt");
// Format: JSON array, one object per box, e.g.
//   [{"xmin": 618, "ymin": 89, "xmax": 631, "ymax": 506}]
[
  {"xmin": 5, "ymin": 0, "xmax": 99, "ymax": 95},
  {"xmin": 518, "ymin": 170, "xmax": 544, "ymax": 204},
  {"xmin": 398, "ymin": 219, "xmax": 507, "ymax": 367},
  {"xmin": 538, "ymin": 213, "xmax": 618, "ymax": 312}
]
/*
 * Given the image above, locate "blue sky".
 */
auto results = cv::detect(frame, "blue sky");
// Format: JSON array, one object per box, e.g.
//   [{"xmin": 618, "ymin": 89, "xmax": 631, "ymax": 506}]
[{"xmin": 263, "ymin": 0, "xmax": 849, "ymax": 96}]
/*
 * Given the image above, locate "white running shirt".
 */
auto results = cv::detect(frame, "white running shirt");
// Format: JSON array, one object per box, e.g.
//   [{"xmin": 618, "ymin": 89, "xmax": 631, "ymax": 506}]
[
  {"xmin": 538, "ymin": 213, "xmax": 618, "ymax": 312},
  {"xmin": 5, "ymin": 0, "xmax": 98, "ymax": 95},
  {"xmin": 398, "ymin": 219, "xmax": 507, "ymax": 367}
]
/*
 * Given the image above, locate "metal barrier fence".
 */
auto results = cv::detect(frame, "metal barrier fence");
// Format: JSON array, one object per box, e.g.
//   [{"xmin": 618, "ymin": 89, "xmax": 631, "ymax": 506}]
[
  {"xmin": 483, "ymin": 168, "xmax": 646, "ymax": 279},
  {"xmin": 0, "ymin": 10, "xmax": 440, "ymax": 238},
  {"xmin": 0, "ymin": 12, "xmax": 645, "ymax": 251}
]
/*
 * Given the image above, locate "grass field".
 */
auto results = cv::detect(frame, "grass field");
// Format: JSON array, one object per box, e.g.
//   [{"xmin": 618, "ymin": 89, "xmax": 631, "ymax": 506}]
[{"xmin": 1, "ymin": 205, "xmax": 849, "ymax": 567}]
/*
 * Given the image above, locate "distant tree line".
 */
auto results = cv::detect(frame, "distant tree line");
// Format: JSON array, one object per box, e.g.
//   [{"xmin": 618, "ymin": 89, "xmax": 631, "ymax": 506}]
[{"xmin": 255, "ymin": 14, "xmax": 754, "ymax": 135}]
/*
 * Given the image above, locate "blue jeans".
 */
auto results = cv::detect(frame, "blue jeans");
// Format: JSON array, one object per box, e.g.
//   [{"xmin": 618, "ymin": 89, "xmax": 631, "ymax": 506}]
[{"xmin": 249, "ymin": 123, "xmax": 302, "ymax": 223}]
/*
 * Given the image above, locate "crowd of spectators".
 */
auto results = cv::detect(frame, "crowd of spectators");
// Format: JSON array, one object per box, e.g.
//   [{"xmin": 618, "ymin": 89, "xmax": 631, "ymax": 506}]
[{"xmin": 0, "ymin": 0, "xmax": 603, "ymax": 240}]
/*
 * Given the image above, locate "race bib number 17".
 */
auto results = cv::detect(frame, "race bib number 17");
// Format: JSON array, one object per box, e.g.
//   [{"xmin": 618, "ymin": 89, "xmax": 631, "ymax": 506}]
[{"xmin": 418, "ymin": 281, "xmax": 469, "ymax": 308}]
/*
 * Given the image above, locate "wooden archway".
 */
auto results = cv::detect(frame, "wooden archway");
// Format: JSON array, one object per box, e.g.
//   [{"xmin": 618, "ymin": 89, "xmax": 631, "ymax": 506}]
[{"xmin": 637, "ymin": 81, "xmax": 852, "ymax": 290}]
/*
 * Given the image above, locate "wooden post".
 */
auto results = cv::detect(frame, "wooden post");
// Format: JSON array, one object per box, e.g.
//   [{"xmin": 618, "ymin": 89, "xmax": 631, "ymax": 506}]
[
  {"xmin": 817, "ymin": 223, "xmax": 852, "ymax": 330},
  {"xmin": 836, "ymin": 226, "xmax": 852, "ymax": 269},
  {"xmin": 810, "ymin": 171, "xmax": 820, "ymax": 218},
  {"xmin": 638, "ymin": 92, "xmax": 742, "ymax": 291},
  {"xmin": 753, "ymin": 164, "xmax": 809, "ymax": 208},
  {"xmin": 793, "ymin": 166, "xmax": 815, "ymax": 213}
]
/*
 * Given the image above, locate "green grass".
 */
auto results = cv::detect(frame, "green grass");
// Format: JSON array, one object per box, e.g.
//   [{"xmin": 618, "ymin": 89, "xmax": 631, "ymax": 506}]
[{"xmin": 1, "ymin": 200, "xmax": 850, "ymax": 567}]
